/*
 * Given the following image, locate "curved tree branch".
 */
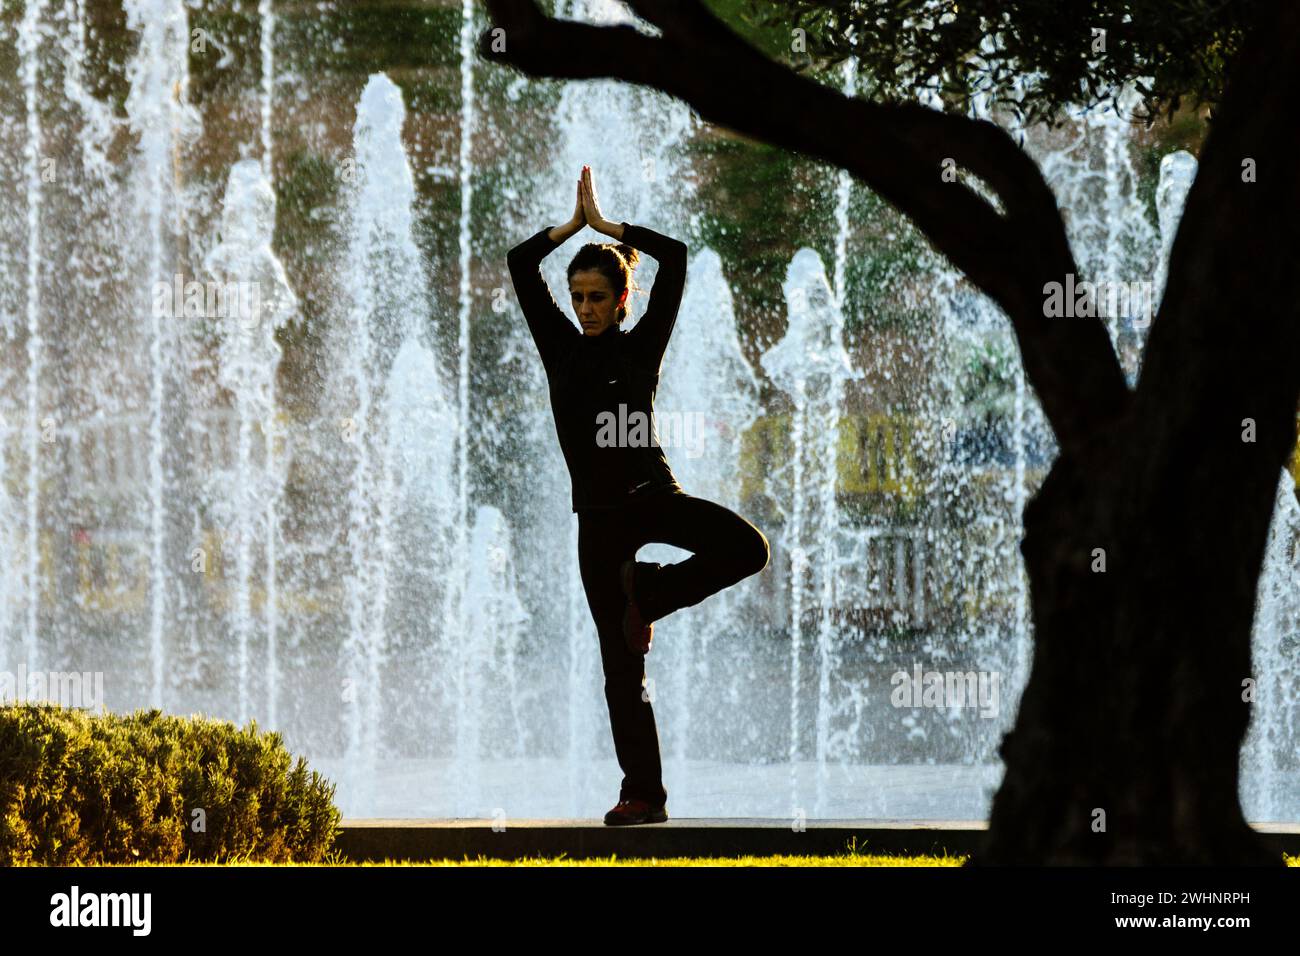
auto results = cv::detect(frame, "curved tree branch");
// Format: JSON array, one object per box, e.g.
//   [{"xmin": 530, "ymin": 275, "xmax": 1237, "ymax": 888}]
[{"xmin": 479, "ymin": 0, "xmax": 1132, "ymax": 452}]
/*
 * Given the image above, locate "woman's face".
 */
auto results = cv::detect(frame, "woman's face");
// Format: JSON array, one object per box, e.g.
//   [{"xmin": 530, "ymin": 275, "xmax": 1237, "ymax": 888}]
[{"xmin": 570, "ymin": 269, "xmax": 627, "ymax": 336}]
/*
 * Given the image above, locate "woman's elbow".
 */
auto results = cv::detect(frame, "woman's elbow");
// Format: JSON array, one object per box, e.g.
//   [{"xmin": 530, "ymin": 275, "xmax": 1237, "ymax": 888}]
[{"xmin": 668, "ymin": 239, "xmax": 687, "ymax": 270}]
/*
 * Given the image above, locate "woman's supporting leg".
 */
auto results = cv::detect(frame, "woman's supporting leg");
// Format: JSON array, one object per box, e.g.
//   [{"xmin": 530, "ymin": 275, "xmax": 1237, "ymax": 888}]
[
  {"xmin": 576, "ymin": 509, "xmax": 669, "ymax": 808},
  {"xmin": 627, "ymin": 490, "xmax": 770, "ymax": 624}
]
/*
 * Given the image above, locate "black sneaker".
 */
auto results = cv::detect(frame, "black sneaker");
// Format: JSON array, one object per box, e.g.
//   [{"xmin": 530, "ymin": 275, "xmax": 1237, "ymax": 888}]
[{"xmin": 603, "ymin": 798, "xmax": 669, "ymax": 826}]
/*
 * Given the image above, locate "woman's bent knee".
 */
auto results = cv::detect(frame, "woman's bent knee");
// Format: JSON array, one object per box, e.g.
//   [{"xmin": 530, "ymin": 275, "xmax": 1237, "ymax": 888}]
[{"xmin": 746, "ymin": 527, "xmax": 770, "ymax": 576}]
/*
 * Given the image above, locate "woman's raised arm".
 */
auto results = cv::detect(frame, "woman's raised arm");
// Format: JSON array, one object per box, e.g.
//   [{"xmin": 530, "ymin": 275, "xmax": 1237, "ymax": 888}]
[
  {"xmin": 618, "ymin": 221, "xmax": 688, "ymax": 370},
  {"xmin": 505, "ymin": 178, "xmax": 586, "ymax": 373},
  {"xmin": 507, "ymin": 226, "xmax": 579, "ymax": 373}
]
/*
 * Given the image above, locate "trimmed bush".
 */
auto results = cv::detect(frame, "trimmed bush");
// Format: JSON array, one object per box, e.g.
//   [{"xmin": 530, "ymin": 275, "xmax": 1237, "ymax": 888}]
[{"xmin": 0, "ymin": 703, "xmax": 340, "ymax": 865}]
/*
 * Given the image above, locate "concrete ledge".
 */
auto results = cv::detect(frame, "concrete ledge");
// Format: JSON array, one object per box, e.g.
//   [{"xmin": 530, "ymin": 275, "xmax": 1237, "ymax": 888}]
[
  {"xmin": 337, "ymin": 818, "xmax": 985, "ymax": 861},
  {"xmin": 335, "ymin": 819, "xmax": 1300, "ymax": 862},
  {"xmin": 339, "ymin": 818, "xmax": 984, "ymax": 861}
]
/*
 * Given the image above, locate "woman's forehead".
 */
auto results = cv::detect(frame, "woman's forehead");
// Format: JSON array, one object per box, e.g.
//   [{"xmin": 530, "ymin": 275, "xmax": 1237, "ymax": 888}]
[{"xmin": 570, "ymin": 270, "xmax": 615, "ymax": 290}]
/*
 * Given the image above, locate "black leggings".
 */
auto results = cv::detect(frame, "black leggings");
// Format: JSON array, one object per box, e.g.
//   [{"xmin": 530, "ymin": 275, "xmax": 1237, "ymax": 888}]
[{"xmin": 576, "ymin": 486, "xmax": 770, "ymax": 807}]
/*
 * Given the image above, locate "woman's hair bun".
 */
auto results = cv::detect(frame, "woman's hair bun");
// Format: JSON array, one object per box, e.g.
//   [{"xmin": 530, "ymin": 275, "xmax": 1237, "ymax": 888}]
[{"xmin": 614, "ymin": 243, "xmax": 639, "ymax": 270}]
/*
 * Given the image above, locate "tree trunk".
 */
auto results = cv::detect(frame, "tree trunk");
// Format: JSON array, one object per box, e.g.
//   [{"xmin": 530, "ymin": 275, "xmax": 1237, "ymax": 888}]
[
  {"xmin": 970, "ymin": 0, "xmax": 1300, "ymax": 866},
  {"xmin": 971, "ymin": 398, "xmax": 1287, "ymax": 865}
]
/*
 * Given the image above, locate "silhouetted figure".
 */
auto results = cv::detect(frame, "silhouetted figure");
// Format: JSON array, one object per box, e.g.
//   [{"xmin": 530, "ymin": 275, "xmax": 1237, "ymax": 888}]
[{"xmin": 507, "ymin": 166, "xmax": 770, "ymax": 825}]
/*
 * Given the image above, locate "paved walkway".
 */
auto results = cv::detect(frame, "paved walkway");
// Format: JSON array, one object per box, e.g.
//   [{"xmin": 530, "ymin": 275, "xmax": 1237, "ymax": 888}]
[{"xmin": 336, "ymin": 818, "xmax": 1300, "ymax": 862}]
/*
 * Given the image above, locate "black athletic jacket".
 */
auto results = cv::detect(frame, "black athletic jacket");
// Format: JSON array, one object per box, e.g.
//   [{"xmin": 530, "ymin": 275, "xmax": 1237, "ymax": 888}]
[{"xmin": 507, "ymin": 221, "xmax": 688, "ymax": 513}]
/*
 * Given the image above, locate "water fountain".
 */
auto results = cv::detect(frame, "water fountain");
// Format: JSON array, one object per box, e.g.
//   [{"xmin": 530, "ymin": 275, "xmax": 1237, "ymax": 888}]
[
  {"xmin": 760, "ymin": 249, "xmax": 860, "ymax": 816},
  {"xmin": 201, "ymin": 158, "xmax": 296, "ymax": 728}
]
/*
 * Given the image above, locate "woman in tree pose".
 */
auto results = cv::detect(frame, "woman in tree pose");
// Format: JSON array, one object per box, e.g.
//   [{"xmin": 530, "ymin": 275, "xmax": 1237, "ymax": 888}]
[{"xmin": 507, "ymin": 165, "xmax": 770, "ymax": 826}]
